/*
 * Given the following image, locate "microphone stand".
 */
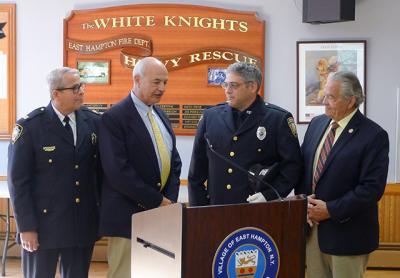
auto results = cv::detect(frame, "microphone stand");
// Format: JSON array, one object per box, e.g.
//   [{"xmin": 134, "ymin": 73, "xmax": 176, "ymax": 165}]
[{"xmin": 204, "ymin": 134, "xmax": 283, "ymax": 201}]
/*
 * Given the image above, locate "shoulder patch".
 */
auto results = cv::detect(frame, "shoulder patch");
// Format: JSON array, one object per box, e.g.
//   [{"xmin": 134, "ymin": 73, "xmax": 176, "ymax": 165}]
[
  {"xmin": 11, "ymin": 124, "xmax": 23, "ymax": 144},
  {"xmin": 287, "ymin": 117, "xmax": 298, "ymax": 138}
]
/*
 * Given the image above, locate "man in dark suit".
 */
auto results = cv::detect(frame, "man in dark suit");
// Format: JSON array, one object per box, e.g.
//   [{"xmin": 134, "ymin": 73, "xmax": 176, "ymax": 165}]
[
  {"xmin": 188, "ymin": 62, "xmax": 302, "ymax": 206},
  {"xmin": 296, "ymin": 71, "xmax": 389, "ymax": 277},
  {"xmin": 98, "ymin": 57, "xmax": 181, "ymax": 278},
  {"xmin": 8, "ymin": 67, "xmax": 100, "ymax": 278}
]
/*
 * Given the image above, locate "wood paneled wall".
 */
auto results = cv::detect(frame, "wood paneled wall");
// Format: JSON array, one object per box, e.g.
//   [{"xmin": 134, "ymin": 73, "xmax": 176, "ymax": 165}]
[{"xmin": 378, "ymin": 184, "xmax": 400, "ymax": 245}]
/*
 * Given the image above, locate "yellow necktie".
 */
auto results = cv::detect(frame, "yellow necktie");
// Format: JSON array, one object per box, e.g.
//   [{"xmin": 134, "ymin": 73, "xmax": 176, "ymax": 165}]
[{"xmin": 148, "ymin": 109, "xmax": 171, "ymax": 190}]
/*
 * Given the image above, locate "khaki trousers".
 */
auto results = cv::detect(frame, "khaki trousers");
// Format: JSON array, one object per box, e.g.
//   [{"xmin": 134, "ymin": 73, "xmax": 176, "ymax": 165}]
[
  {"xmin": 306, "ymin": 226, "xmax": 369, "ymax": 278},
  {"xmin": 107, "ymin": 237, "xmax": 131, "ymax": 278}
]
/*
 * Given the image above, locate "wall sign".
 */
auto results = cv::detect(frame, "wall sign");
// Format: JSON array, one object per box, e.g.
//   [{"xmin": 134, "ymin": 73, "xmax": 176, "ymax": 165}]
[{"xmin": 64, "ymin": 4, "xmax": 265, "ymax": 135}]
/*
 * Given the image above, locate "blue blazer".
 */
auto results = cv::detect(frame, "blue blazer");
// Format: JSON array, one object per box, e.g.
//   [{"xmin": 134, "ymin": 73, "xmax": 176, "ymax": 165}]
[
  {"xmin": 296, "ymin": 110, "xmax": 389, "ymax": 255},
  {"xmin": 98, "ymin": 95, "xmax": 181, "ymax": 238}
]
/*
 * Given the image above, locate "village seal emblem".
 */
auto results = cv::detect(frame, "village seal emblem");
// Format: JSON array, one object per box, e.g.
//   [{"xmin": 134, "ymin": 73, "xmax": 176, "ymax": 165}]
[{"xmin": 212, "ymin": 227, "xmax": 279, "ymax": 278}]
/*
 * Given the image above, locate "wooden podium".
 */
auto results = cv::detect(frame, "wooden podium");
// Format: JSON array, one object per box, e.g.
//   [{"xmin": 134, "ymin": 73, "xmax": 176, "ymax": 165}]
[{"xmin": 132, "ymin": 195, "xmax": 306, "ymax": 278}]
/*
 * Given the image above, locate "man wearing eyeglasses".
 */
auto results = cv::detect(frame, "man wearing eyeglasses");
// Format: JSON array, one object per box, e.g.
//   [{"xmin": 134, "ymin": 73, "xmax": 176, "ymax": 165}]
[
  {"xmin": 189, "ymin": 62, "xmax": 302, "ymax": 206},
  {"xmin": 8, "ymin": 67, "xmax": 100, "ymax": 278}
]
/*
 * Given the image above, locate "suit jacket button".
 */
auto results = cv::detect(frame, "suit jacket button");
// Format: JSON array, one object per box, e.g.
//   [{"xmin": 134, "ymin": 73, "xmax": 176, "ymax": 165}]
[
  {"xmin": 75, "ymin": 181, "xmax": 80, "ymax": 186},
  {"xmin": 257, "ymin": 148, "xmax": 262, "ymax": 152},
  {"xmin": 75, "ymin": 198, "xmax": 80, "ymax": 203},
  {"xmin": 226, "ymin": 184, "xmax": 232, "ymax": 190},
  {"xmin": 75, "ymin": 164, "xmax": 79, "ymax": 169},
  {"xmin": 227, "ymin": 168, "xmax": 233, "ymax": 174},
  {"xmin": 233, "ymin": 136, "xmax": 238, "ymax": 141},
  {"xmin": 229, "ymin": 151, "xmax": 235, "ymax": 157},
  {"xmin": 43, "ymin": 209, "xmax": 47, "ymax": 213},
  {"xmin": 157, "ymin": 182, "xmax": 161, "ymax": 187},
  {"xmin": 48, "ymin": 159, "xmax": 53, "ymax": 163}
]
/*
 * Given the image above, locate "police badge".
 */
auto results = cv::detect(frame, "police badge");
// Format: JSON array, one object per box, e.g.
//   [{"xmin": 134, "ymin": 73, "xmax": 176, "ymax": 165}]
[
  {"xmin": 256, "ymin": 126, "xmax": 266, "ymax": 140},
  {"xmin": 11, "ymin": 124, "xmax": 23, "ymax": 144},
  {"xmin": 91, "ymin": 133, "xmax": 97, "ymax": 145}
]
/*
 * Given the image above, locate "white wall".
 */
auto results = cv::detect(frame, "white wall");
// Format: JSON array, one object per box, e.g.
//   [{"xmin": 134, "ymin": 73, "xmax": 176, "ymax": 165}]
[{"xmin": 0, "ymin": 0, "xmax": 399, "ymax": 183}]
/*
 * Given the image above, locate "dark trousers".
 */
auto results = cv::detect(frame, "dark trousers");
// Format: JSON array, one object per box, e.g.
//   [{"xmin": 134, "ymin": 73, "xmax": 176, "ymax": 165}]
[{"xmin": 21, "ymin": 245, "xmax": 94, "ymax": 278}]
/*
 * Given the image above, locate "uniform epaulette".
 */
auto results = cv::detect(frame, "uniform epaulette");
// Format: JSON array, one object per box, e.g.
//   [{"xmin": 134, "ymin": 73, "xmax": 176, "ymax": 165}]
[
  {"xmin": 264, "ymin": 102, "xmax": 289, "ymax": 114},
  {"xmin": 81, "ymin": 106, "xmax": 100, "ymax": 115},
  {"xmin": 19, "ymin": 107, "xmax": 46, "ymax": 122}
]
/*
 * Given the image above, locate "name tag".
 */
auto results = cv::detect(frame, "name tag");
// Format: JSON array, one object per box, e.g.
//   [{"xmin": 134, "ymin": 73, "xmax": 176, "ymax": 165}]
[{"xmin": 43, "ymin": 146, "xmax": 56, "ymax": 152}]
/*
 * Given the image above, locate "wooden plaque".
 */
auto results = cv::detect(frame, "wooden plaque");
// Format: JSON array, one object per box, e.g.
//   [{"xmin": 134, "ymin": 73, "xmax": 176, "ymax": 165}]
[{"xmin": 64, "ymin": 4, "xmax": 265, "ymax": 135}]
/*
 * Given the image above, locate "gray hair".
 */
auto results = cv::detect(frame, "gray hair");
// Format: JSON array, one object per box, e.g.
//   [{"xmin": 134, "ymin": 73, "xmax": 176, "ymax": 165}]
[
  {"xmin": 47, "ymin": 67, "xmax": 79, "ymax": 98},
  {"xmin": 226, "ymin": 62, "xmax": 262, "ymax": 92},
  {"xmin": 329, "ymin": 71, "xmax": 365, "ymax": 107}
]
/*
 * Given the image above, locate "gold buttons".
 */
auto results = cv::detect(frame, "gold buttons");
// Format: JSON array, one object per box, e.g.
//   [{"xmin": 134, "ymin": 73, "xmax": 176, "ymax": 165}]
[
  {"xmin": 75, "ymin": 198, "xmax": 80, "ymax": 203},
  {"xmin": 227, "ymin": 168, "xmax": 233, "ymax": 174},
  {"xmin": 75, "ymin": 181, "xmax": 80, "ymax": 186},
  {"xmin": 48, "ymin": 159, "xmax": 53, "ymax": 163},
  {"xmin": 226, "ymin": 184, "xmax": 232, "ymax": 190},
  {"xmin": 229, "ymin": 151, "xmax": 235, "ymax": 157},
  {"xmin": 257, "ymin": 148, "xmax": 262, "ymax": 152},
  {"xmin": 157, "ymin": 182, "xmax": 161, "ymax": 187},
  {"xmin": 233, "ymin": 136, "xmax": 238, "ymax": 141},
  {"xmin": 75, "ymin": 165, "xmax": 79, "ymax": 169},
  {"xmin": 43, "ymin": 209, "xmax": 47, "ymax": 213}
]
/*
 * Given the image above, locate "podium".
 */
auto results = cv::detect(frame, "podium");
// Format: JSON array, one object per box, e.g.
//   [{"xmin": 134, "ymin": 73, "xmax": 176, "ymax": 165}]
[{"xmin": 132, "ymin": 195, "xmax": 306, "ymax": 278}]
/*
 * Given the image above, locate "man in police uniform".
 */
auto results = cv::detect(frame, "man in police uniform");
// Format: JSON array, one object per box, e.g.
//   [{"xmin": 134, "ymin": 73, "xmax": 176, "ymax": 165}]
[
  {"xmin": 188, "ymin": 62, "xmax": 302, "ymax": 205},
  {"xmin": 8, "ymin": 67, "xmax": 100, "ymax": 278}
]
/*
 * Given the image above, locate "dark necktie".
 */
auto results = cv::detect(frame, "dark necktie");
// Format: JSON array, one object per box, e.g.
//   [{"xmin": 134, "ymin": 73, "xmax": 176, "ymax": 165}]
[
  {"xmin": 312, "ymin": 122, "xmax": 339, "ymax": 191},
  {"xmin": 63, "ymin": 116, "xmax": 74, "ymax": 144}
]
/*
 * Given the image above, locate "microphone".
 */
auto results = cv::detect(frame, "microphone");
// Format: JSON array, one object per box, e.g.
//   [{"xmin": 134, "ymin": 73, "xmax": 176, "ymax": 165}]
[{"xmin": 204, "ymin": 133, "xmax": 283, "ymax": 201}]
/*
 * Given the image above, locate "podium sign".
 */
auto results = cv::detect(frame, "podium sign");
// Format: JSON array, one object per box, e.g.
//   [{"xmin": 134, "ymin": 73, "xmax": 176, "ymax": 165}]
[{"xmin": 132, "ymin": 196, "xmax": 306, "ymax": 278}]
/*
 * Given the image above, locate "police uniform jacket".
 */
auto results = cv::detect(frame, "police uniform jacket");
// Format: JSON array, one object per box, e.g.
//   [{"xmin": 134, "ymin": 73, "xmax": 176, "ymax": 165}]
[
  {"xmin": 188, "ymin": 96, "xmax": 302, "ymax": 205},
  {"xmin": 7, "ymin": 104, "xmax": 100, "ymax": 249},
  {"xmin": 98, "ymin": 95, "xmax": 182, "ymax": 239},
  {"xmin": 296, "ymin": 111, "xmax": 389, "ymax": 255}
]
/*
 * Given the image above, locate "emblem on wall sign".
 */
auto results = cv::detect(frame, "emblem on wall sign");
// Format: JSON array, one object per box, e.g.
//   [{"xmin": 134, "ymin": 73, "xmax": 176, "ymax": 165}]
[{"xmin": 212, "ymin": 227, "xmax": 280, "ymax": 278}]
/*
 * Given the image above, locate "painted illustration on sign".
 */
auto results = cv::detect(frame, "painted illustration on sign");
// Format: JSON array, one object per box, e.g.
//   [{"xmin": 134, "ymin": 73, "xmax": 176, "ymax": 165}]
[
  {"xmin": 77, "ymin": 60, "xmax": 110, "ymax": 84},
  {"xmin": 208, "ymin": 68, "xmax": 226, "ymax": 86}
]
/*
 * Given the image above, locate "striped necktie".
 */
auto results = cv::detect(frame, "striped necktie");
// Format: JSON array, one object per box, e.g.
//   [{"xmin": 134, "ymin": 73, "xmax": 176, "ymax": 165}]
[
  {"xmin": 312, "ymin": 122, "xmax": 339, "ymax": 191},
  {"xmin": 147, "ymin": 109, "xmax": 170, "ymax": 190}
]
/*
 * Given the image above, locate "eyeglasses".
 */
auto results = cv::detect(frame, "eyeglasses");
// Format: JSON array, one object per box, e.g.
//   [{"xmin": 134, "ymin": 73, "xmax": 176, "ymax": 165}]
[
  {"xmin": 221, "ymin": 81, "xmax": 253, "ymax": 90},
  {"xmin": 56, "ymin": 82, "xmax": 85, "ymax": 94}
]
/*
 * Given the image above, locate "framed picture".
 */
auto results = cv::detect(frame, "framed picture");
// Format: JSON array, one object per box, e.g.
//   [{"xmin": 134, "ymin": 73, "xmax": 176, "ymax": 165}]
[
  {"xmin": 77, "ymin": 60, "xmax": 110, "ymax": 84},
  {"xmin": 296, "ymin": 40, "xmax": 366, "ymax": 123},
  {"xmin": 0, "ymin": 4, "xmax": 16, "ymax": 140},
  {"xmin": 207, "ymin": 67, "xmax": 226, "ymax": 86}
]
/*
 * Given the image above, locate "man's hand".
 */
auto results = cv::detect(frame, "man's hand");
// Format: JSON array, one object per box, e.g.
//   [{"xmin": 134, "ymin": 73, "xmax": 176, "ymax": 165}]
[
  {"xmin": 159, "ymin": 197, "xmax": 173, "ymax": 207},
  {"xmin": 307, "ymin": 194, "xmax": 330, "ymax": 223},
  {"xmin": 247, "ymin": 192, "xmax": 267, "ymax": 203},
  {"xmin": 20, "ymin": 231, "xmax": 39, "ymax": 252}
]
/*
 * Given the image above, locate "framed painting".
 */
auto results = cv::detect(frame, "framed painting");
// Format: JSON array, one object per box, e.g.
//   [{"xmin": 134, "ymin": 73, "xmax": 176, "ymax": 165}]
[
  {"xmin": 0, "ymin": 4, "xmax": 15, "ymax": 139},
  {"xmin": 297, "ymin": 40, "xmax": 366, "ymax": 123}
]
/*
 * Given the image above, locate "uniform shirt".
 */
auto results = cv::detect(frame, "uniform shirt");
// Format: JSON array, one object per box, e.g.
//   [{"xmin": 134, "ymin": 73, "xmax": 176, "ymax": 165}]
[
  {"xmin": 231, "ymin": 98, "xmax": 258, "ymax": 130},
  {"xmin": 312, "ymin": 108, "xmax": 358, "ymax": 174},
  {"xmin": 130, "ymin": 91, "xmax": 172, "ymax": 173},
  {"xmin": 51, "ymin": 102, "xmax": 77, "ymax": 145}
]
